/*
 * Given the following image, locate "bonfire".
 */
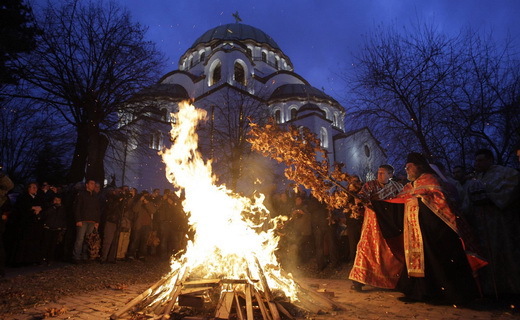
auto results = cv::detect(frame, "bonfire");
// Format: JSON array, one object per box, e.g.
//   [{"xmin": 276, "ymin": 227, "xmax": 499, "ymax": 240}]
[{"xmin": 111, "ymin": 102, "xmax": 341, "ymax": 320}]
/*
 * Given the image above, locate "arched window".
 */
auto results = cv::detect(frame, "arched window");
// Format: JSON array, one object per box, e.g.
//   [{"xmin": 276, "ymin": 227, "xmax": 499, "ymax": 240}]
[
  {"xmin": 247, "ymin": 48, "xmax": 253, "ymax": 58},
  {"xmin": 320, "ymin": 127, "xmax": 329, "ymax": 148},
  {"xmin": 200, "ymin": 51, "xmax": 205, "ymax": 62},
  {"xmin": 364, "ymin": 145, "xmax": 371, "ymax": 158},
  {"xmin": 274, "ymin": 109, "xmax": 281, "ymax": 124},
  {"xmin": 261, "ymin": 51, "xmax": 267, "ymax": 62},
  {"xmin": 149, "ymin": 131, "xmax": 163, "ymax": 150},
  {"xmin": 275, "ymin": 57, "xmax": 279, "ymax": 69},
  {"xmin": 234, "ymin": 61, "xmax": 246, "ymax": 85},
  {"xmin": 209, "ymin": 60, "xmax": 222, "ymax": 86},
  {"xmin": 290, "ymin": 108, "xmax": 297, "ymax": 120},
  {"xmin": 323, "ymin": 108, "xmax": 330, "ymax": 120}
]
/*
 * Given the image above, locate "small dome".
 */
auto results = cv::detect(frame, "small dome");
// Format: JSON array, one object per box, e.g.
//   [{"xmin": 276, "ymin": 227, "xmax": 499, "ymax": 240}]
[
  {"xmin": 190, "ymin": 23, "xmax": 281, "ymax": 50},
  {"xmin": 298, "ymin": 103, "xmax": 326, "ymax": 118},
  {"xmin": 269, "ymin": 84, "xmax": 337, "ymax": 103}
]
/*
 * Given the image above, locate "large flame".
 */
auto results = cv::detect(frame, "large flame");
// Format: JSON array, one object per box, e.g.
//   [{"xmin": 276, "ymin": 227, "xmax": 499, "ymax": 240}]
[{"xmin": 159, "ymin": 101, "xmax": 297, "ymax": 300}]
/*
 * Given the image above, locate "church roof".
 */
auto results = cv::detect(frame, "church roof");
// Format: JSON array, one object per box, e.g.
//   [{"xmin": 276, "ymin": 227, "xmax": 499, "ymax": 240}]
[
  {"xmin": 298, "ymin": 103, "xmax": 326, "ymax": 118},
  {"xmin": 190, "ymin": 23, "xmax": 281, "ymax": 50},
  {"xmin": 130, "ymin": 83, "xmax": 190, "ymax": 101},
  {"xmin": 269, "ymin": 84, "xmax": 338, "ymax": 104}
]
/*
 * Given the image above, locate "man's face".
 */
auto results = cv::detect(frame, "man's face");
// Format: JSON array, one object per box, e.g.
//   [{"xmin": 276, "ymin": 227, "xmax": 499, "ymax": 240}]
[
  {"xmin": 405, "ymin": 163, "xmax": 421, "ymax": 182},
  {"xmin": 85, "ymin": 180, "xmax": 96, "ymax": 192},
  {"xmin": 474, "ymin": 154, "xmax": 493, "ymax": 173},
  {"xmin": 53, "ymin": 197, "xmax": 62, "ymax": 206},
  {"xmin": 28, "ymin": 184, "xmax": 38, "ymax": 195},
  {"xmin": 377, "ymin": 168, "xmax": 392, "ymax": 184},
  {"xmin": 453, "ymin": 167, "xmax": 464, "ymax": 181}
]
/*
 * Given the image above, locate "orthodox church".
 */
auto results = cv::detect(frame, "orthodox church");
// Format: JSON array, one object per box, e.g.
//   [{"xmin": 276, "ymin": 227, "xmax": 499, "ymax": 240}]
[{"xmin": 105, "ymin": 23, "xmax": 386, "ymax": 191}]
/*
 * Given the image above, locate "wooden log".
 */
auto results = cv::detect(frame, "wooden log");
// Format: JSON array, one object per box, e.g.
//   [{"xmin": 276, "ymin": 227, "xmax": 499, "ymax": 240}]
[
  {"xmin": 161, "ymin": 266, "xmax": 190, "ymax": 320},
  {"xmin": 253, "ymin": 258, "xmax": 281, "ymax": 320},
  {"xmin": 110, "ymin": 274, "xmax": 172, "ymax": 319},
  {"xmin": 215, "ymin": 291, "xmax": 235, "ymax": 319},
  {"xmin": 180, "ymin": 286, "xmax": 215, "ymax": 295},
  {"xmin": 294, "ymin": 279, "xmax": 344, "ymax": 311},
  {"xmin": 253, "ymin": 287, "xmax": 273, "ymax": 320},
  {"xmin": 245, "ymin": 284, "xmax": 254, "ymax": 320},
  {"xmin": 274, "ymin": 301, "xmax": 294, "ymax": 320},
  {"xmin": 183, "ymin": 279, "xmax": 221, "ymax": 287},
  {"xmin": 267, "ymin": 273, "xmax": 322, "ymax": 314}
]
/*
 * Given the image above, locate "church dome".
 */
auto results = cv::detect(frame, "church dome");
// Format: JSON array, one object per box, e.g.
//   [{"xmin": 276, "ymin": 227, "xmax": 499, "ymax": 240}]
[
  {"xmin": 190, "ymin": 23, "xmax": 281, "ymax": 50},
  {"xmin": 298, "ymin": 103, "xmax": 326, "ymax": 118}
]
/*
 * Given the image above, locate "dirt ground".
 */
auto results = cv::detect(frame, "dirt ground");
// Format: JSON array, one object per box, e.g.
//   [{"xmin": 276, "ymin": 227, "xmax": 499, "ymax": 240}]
[{"xmin": 1, "ymin": 258, "xmax": 519, "ymax": 320}]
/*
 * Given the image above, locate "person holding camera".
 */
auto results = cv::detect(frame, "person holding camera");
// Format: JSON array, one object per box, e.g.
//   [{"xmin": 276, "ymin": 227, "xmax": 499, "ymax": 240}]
[
  {"xmin": 126, "ymin": 192, "xmax": 156, "ymax": 261},
  {"xmin": 99, "ymin": 187, "xmax": 126, "ymax": 263}
]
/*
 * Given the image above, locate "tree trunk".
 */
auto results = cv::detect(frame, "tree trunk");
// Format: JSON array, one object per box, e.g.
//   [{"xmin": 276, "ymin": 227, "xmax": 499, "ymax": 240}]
[
  {"xmin": 85, "ymin": 123, "xmax": 108, "ymax": 184},
  {"xmin": 67, "ymin": 124, "xmax": 88, "ymax": 184}
]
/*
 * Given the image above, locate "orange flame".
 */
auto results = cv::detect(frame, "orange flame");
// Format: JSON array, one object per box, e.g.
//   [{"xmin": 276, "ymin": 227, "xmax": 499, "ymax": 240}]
[{"xmin": 160, "ymin": 101, "xmax": 297, "ymax": 300}]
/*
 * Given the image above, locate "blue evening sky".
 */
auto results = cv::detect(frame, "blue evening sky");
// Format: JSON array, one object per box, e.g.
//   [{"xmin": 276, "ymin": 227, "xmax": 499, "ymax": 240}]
[{"xmin": 32, "ymin": 0, "xmax": 520, "ymax": 101}]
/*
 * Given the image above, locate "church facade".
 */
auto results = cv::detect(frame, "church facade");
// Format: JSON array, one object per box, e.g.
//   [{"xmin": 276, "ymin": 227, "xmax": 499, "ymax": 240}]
[{"xmin": 105, "ymin": 23, "xmax": 386, "ymax": 191}]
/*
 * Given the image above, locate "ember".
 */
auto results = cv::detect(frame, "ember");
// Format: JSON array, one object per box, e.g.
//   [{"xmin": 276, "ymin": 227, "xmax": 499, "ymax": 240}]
[{"xmin": 111, "ymin": 102, "xmax": 341, "ymax": 319}]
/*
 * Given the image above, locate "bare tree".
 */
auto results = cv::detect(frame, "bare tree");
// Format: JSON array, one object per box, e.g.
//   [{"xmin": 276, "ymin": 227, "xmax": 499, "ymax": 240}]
[
  {"xmin": 0, "ymin": 94, "xmax": 63, "ymax": 184},
  {"xmin": 445, "ymin": 31, "xmax": 520, "ymax": 166},
  {"xmin": 199, "ymin": 87, "xmax": 270, "ymax": 189},
  {"xmin": 0, "ymin": 0, "xmax": 39, "ymax": 86},
  {"xmin": 343, "ymin": 22, "xmax": 520, "ymax": 168},
  {"xmin": 15, "ymin": 0, "xmax": 164, "ymax": 183},
  {"xmin": 344, "ymin": 23, "xmax": 463, "ymax": 165}
]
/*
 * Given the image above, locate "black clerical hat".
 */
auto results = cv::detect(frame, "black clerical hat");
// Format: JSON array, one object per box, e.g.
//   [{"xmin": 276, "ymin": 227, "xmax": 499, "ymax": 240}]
[{"xmin": 406, "ymin": 152, "xmax": 429, "ymax": 166}]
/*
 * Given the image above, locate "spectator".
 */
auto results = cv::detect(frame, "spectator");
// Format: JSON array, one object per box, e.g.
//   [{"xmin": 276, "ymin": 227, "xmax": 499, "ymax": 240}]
[
  {"xmin": 38, "ymin": 182, "xmax": 56, "ymax": 209},
  {"xmin": 0, "ymin": 167, "xmax": 14, "ymax": 277},
  {"xmin": 41, "ymin": 195, "xmax": 67, "ymax": 265},
  {"xmin": 281, "ymin": 194, "xmax": 312, "ymax": 270},
  {"xmin": 307, "ymin": 196, "xmax": 338, "ymax": 270},
  {"xmin": 466, "ymin": 148, "xmax": 520, "ymax": 296},
  {"xmin": 72, "ymin": 179, "xmax": 101, "ymax": 263},
  {"xmin": 100, "ymin": 187, "xmax": 125, "ymax": 263},
  {"xmin": 155, "ymin": 192, "xmax": 178, "ymax": 259},
  {"xmin": 12, "ymin": 182, "xmax": 44, "ymax": 266},
  {"xmin": 115, "ymin": 187, "xmax": 137, "ymax": 260},
  {"xmin": 344, "ymin": 176, "xmax": 363, "ymax": 264},
  {"xmin": 127, "ymin": 192, "xmax": 156, "ymax": 261}
]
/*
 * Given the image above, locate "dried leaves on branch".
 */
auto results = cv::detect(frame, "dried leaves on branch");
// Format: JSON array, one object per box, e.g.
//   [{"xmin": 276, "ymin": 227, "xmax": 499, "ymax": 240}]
[{"xmin": 247, "ymin": 120, "xmax": 362, "ymax": 212}]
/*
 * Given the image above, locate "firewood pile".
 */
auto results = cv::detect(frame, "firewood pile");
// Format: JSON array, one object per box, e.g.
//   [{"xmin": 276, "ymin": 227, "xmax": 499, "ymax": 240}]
[{"xmin": 111, "ymin": 259, "xmax": 343, "ymax": 320}]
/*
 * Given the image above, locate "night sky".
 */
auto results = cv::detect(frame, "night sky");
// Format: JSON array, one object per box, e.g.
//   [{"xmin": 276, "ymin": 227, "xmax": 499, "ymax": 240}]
[
  {"xmin": 123, "ymin": 0, "xmax": 520, "ymax": 100},
  {"xmin": 31, "ymin": 0, "xmax": 520, "ymax": 101}
]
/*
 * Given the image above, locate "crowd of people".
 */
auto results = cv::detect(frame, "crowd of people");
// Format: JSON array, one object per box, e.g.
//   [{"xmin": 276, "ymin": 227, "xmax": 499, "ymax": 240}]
[
  {"xmin": 0, "ymin": 147, "xmax": 519, "ymax": 307},
  {"xmin": 0, "ymin": 180, "xmax": 189, "ymax": 275}
]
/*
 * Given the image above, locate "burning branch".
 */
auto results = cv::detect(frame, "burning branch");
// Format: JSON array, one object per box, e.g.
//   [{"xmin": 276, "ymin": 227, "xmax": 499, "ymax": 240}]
[{"xmin": 247, "ymin": 120, "xmax": 362, "ymax": 212}]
